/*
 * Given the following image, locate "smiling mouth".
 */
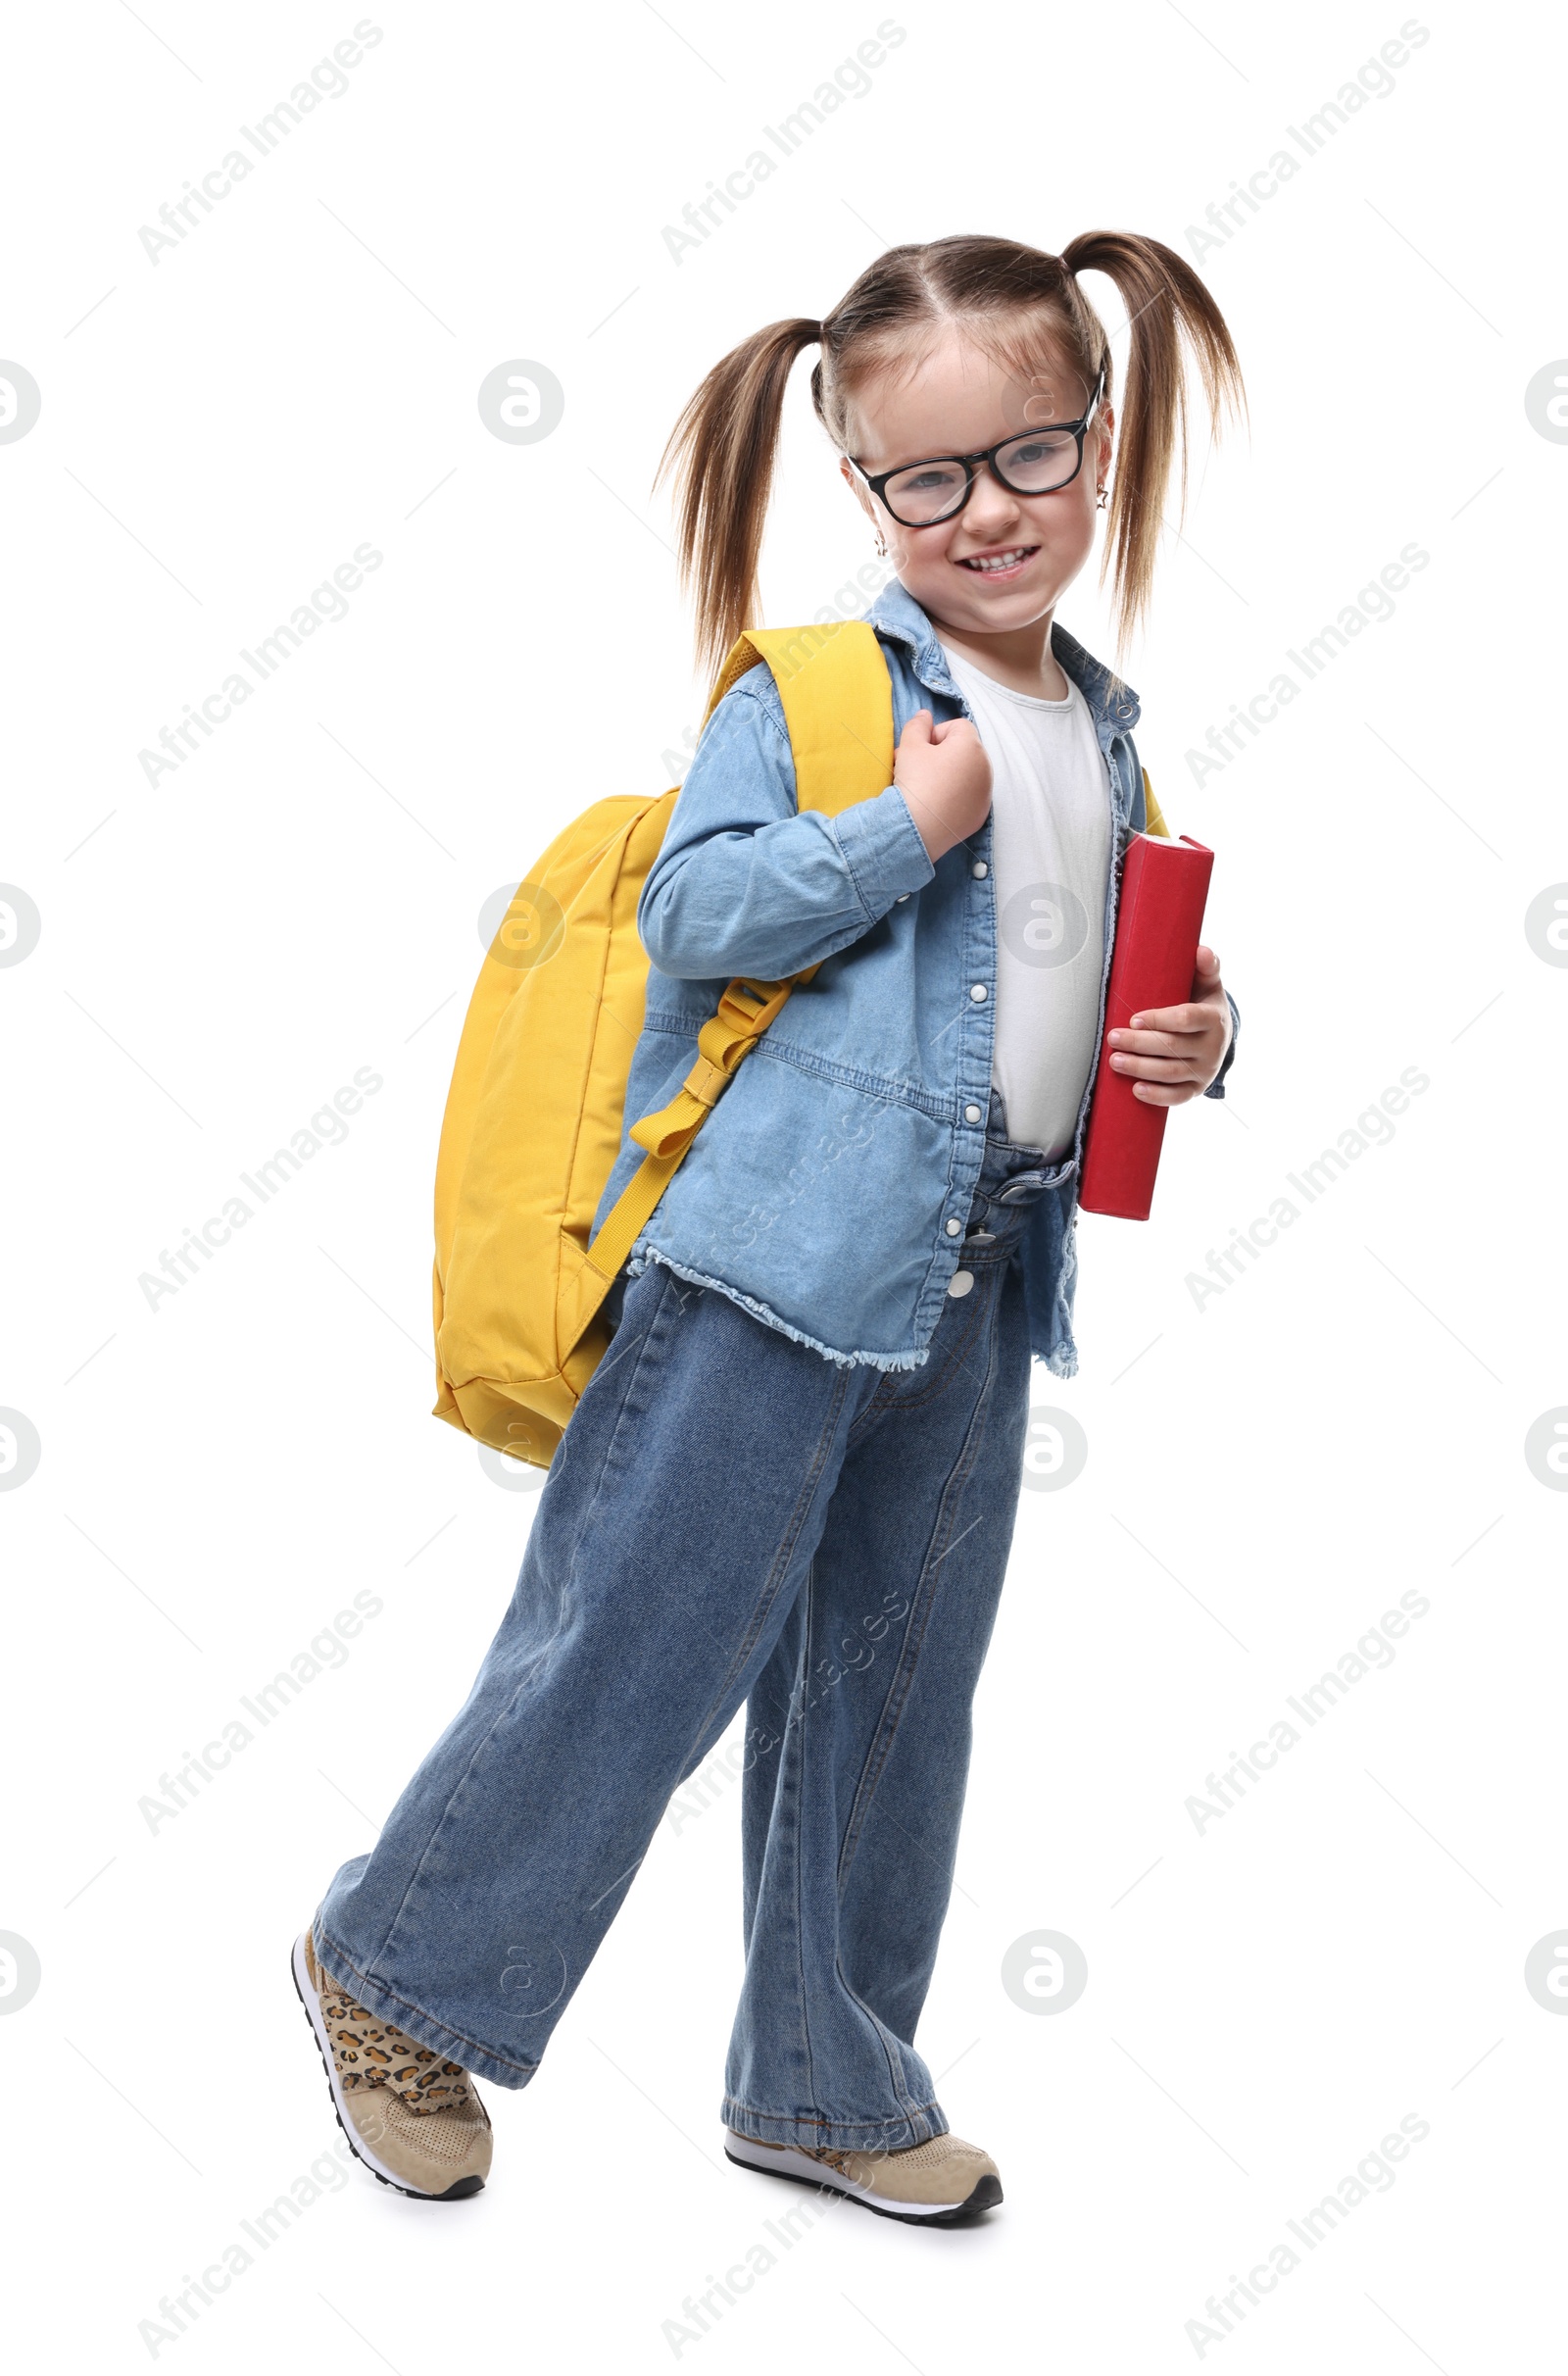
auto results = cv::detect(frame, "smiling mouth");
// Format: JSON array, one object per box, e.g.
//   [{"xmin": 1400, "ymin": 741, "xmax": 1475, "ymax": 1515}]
[{"xmin": 956, "ymin": 545, "xmax": 1039, "ymax": 574}]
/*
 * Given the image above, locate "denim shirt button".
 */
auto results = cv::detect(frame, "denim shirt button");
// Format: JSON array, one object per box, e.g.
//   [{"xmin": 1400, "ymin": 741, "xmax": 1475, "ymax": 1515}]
[
  {"xmin": 971, "ymin": 861, "xmax": 988, "ymax": 878},
  {"xmin": 945, "ymin": 1217, "xmax": 961, "ymax": 1236},
  {"xmin": 964, "ymin": 1103, "xmax": 982, "ymax": 1123},
  {"xmin": 947, "ymin": 1270, "xmax": 974, "ymax": 1298},
  {"xmin": 969, "ymin": 983, "xmax": 987, "ymax": 1002}
]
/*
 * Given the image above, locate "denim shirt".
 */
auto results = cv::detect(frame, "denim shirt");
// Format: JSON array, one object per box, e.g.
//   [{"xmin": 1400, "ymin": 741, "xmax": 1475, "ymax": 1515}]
[{"xmin": 592, "ymin": 579, "xmax": 1238, "ymax": 1374}]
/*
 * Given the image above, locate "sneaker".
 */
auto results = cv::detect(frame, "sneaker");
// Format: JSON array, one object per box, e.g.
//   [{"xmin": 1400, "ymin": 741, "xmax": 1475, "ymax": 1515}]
[
  {"xmin": 725, "ymin": 2128, "xmax": 1002, "ymax": 2225},
  {"xmin": 291, "ymin": 1929, "xmax": 492, "ymax": 2199}
]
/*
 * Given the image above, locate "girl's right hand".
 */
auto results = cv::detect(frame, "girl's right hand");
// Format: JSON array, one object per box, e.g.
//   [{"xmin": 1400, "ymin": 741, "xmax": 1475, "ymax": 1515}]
[{"xmin": 894, "ymin": 709, "xmax": 992, "ymax": 863}]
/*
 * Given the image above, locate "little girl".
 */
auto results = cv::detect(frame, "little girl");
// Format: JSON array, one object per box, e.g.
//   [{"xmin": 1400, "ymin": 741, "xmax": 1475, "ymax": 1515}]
[{"xmin": 294, "ymin": 231, "xmax": 1244, "ymax": 2222}]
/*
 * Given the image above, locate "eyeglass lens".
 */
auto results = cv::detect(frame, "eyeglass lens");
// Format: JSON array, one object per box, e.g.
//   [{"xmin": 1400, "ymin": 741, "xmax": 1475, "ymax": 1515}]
[{"xmin": 882, "ymin": 427, "xmax": 1082, "ymax": 524}]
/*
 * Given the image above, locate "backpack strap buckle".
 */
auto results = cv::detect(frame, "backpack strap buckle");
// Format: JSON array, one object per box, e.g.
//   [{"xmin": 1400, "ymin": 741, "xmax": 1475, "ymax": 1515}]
[{"xmin": 628, "ymin": 975, "xmax": 797, "ymax": 1159}]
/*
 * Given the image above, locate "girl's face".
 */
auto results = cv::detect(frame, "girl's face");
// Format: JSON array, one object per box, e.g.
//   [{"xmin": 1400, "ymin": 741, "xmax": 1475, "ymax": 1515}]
[{"xmin": 840, "ymin": 327, "xmax": 1112, "ymax": 641}]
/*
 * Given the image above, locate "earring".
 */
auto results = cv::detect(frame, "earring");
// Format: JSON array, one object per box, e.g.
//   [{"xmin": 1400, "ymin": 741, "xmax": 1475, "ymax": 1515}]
[
  {"xmin": 874, "ymin": 529, "xmax": 888, "ymax": 558},
  {"xmin": 1096, "ymin": 484, "xmax": 1108, "ymax": 511}
]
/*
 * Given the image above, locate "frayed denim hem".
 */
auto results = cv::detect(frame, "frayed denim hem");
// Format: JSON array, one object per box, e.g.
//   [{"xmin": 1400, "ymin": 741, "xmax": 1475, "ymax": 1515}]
[
  {"xmin": 721, "ymin": 2096, "xmax": 949, "ymax": 2153},
  {"xmin": 628, "ymin": 1245, "xmax": 930, "ymax": 1374},
  {"xmin": 312, "ymin": 1920, "xmax": 540, "ymax": 2093}
]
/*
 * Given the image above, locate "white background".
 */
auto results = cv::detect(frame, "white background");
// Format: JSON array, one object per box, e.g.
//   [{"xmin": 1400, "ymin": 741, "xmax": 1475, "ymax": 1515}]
[{"xmin": 3, "ymin": 0, "xmax": 1564, "ymax": 2367}]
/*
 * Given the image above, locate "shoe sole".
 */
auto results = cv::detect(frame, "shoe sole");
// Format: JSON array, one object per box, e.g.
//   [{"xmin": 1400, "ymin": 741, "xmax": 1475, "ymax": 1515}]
[
  {"xmin": 290, "ymin": 1933, "xmax": 485, "ymax": 2201},
  {"xmin": 724, "ymin": 2134, "xmax": 1002, "ymax": 2226}
]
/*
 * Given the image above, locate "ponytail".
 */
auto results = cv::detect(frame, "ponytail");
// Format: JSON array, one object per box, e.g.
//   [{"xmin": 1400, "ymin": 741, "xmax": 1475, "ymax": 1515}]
[
  {"xmin": 661, "ymin": 232, "xmax": 1242, "ymax": 673},
  {"xmin": 658, "ymin": 316, "xmax": 822, "ymax": 675},
  {"xmin": 1058, "ymin": 230, "xmax": 1244, "ymax": 647}
]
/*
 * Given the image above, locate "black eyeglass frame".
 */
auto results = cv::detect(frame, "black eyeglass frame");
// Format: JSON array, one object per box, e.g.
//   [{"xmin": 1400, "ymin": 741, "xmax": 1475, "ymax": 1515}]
[{"xmin": 846, "ymin": 367, "xmax": 1107, "ymax": 528}]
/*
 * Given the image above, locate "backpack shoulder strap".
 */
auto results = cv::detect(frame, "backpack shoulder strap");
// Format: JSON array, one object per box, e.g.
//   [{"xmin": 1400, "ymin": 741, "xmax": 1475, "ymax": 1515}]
[
  {"xmin": 708, "ymin": 619, "xmax": 895, "ymax": 817},
  {"xmin": 578, "ymin": 620, "xmax": 895, "ymax": 1304}
]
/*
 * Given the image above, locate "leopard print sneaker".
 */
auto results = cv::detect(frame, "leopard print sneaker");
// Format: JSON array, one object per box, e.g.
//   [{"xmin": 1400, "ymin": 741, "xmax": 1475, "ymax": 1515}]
[
  {"xmin": 725, "ymin": 2128, "xmax": 1002, "ymax": 2224},
  {"xmin": 291, "ymin": 1928, "xmax": 492, "ymax": 2199}
]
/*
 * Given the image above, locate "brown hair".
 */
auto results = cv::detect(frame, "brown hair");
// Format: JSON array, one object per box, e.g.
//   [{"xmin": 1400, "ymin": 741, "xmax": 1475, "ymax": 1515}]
[{"xmin": 658, "ymin": 231, "xmax": 1244, "ymax": 674}]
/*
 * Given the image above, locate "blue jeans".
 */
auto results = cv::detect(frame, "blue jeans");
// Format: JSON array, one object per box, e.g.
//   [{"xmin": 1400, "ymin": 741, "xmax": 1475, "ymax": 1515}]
[{"xmin": 315, "ymin": 1097, "xmax": 1064, "ymax": 2153}]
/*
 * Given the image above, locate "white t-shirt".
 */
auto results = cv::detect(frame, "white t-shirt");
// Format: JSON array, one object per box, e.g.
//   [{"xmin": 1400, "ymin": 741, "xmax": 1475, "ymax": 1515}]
[{"xmin": 939, "ymin": 643, "xmax": 1112, "ymax": 1159}]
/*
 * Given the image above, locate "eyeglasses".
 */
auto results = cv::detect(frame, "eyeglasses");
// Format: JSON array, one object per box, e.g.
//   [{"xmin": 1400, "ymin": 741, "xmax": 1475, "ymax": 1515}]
[{"xmin": 847, "ymin": 369, "xmax": 1105, "ymax": 528}]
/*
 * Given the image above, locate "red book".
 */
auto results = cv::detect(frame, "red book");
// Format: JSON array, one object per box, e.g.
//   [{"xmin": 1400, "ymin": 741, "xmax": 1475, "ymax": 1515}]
[{"xmin": 1079, "ymin": 833, "xmax": 1214, "ymax": 1221}]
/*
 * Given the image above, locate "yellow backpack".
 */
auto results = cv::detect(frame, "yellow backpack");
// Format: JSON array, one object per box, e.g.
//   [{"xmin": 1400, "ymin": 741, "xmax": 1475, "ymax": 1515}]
[{"xmin": 431, "ymin": 620, "xmax": 896, "ymax": 1471}]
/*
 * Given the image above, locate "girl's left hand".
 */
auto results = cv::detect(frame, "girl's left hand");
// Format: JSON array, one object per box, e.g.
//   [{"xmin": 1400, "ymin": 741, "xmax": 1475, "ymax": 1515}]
[{"xmin": 1105, "ymin": 946, "xmax": 1233, "ymax": 1106}]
